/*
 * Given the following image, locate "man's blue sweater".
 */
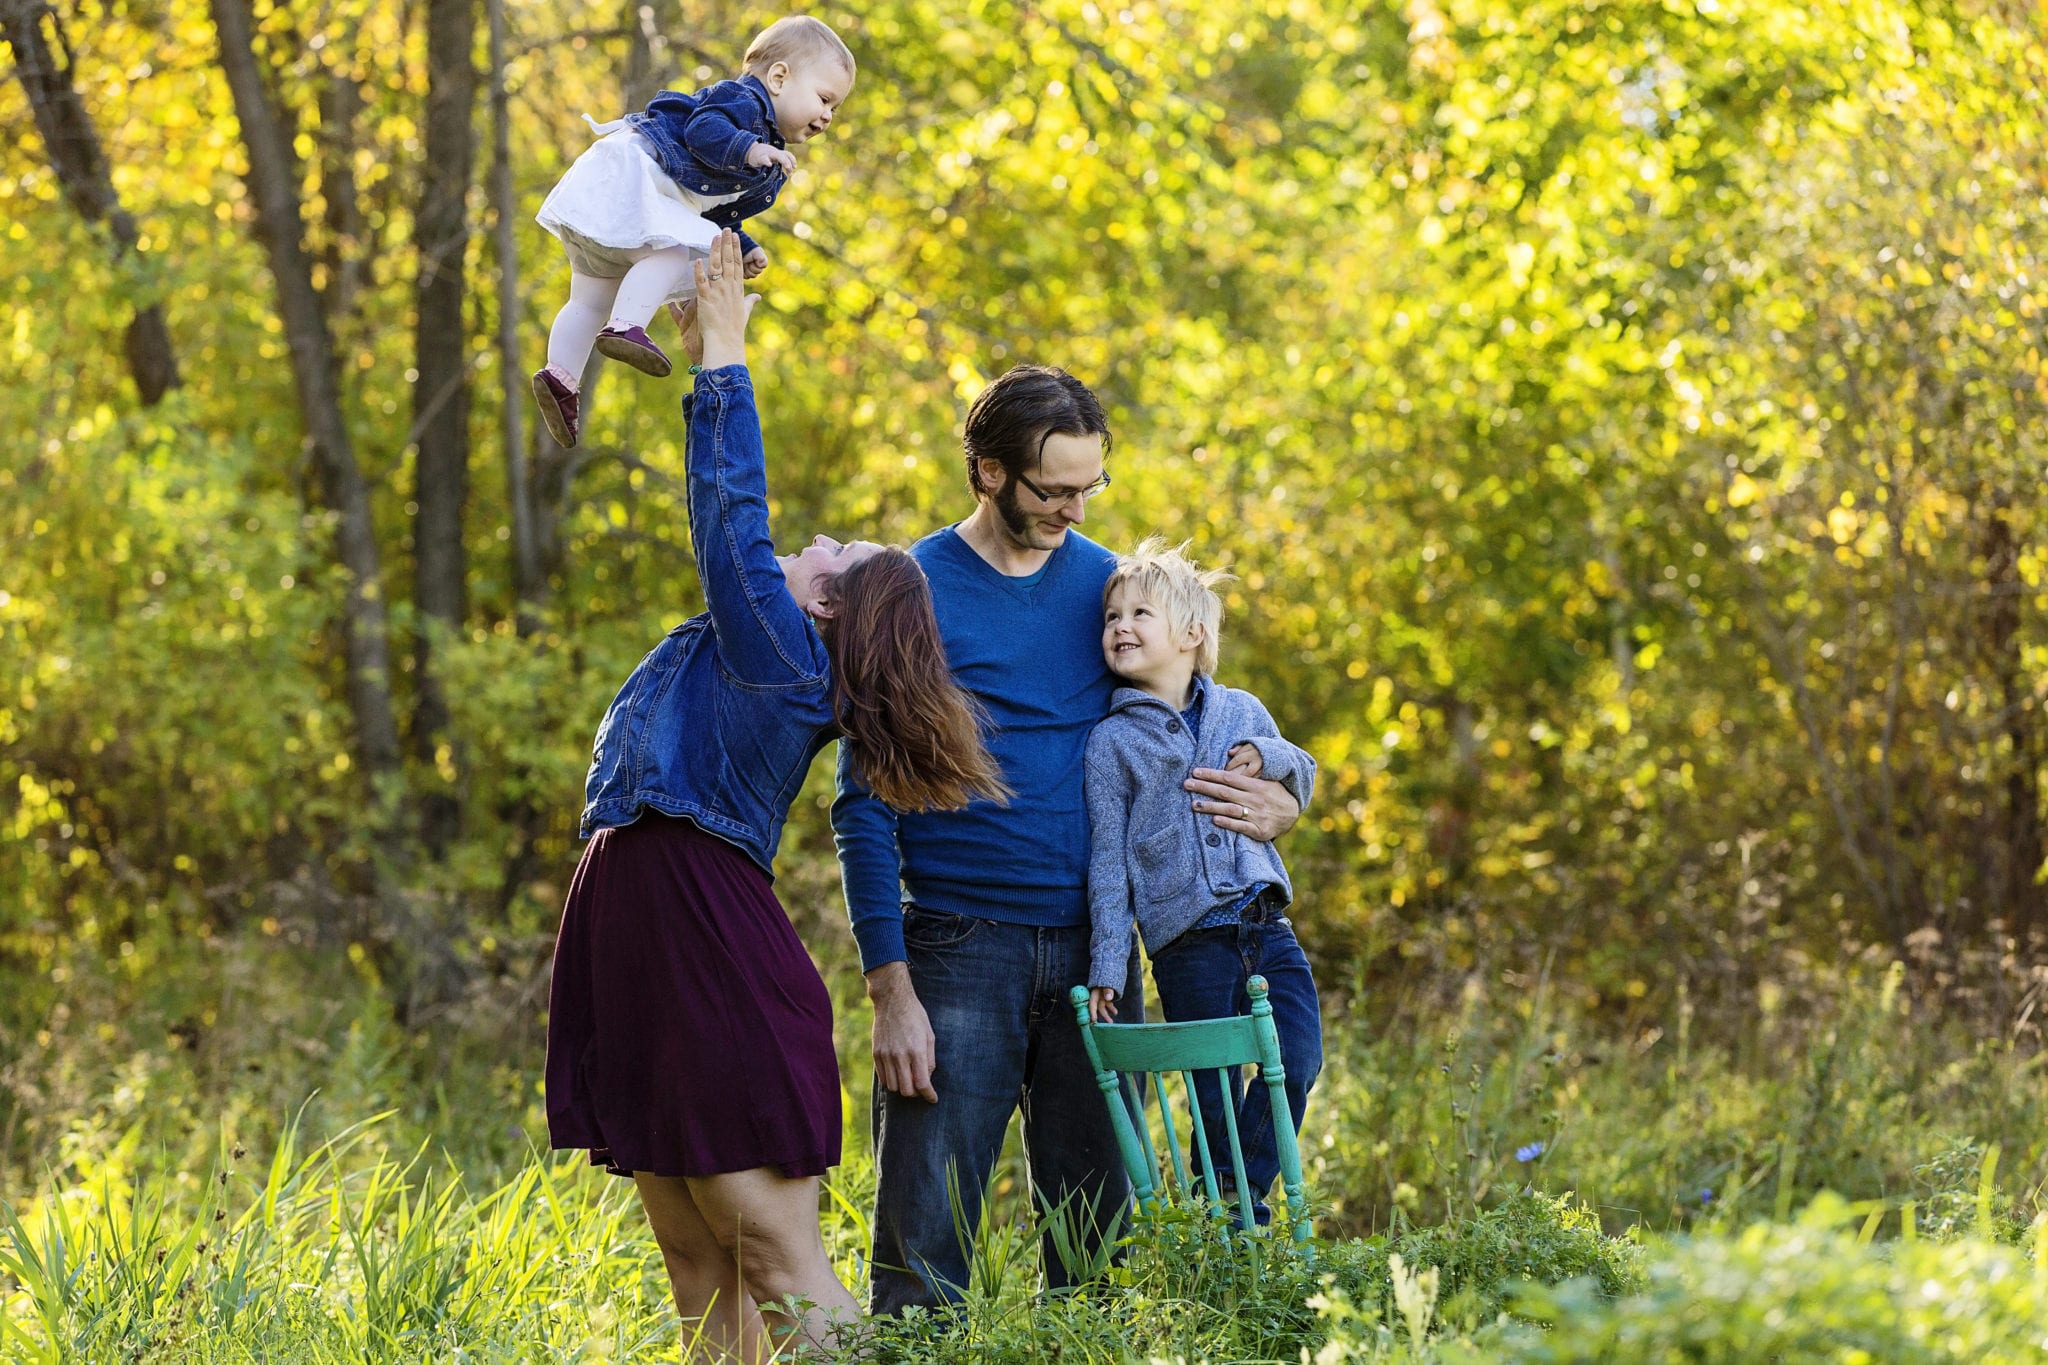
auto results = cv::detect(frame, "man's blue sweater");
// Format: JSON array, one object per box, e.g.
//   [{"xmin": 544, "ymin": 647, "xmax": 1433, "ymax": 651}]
[{"xmin": 833, "ymin": 525, "xmax": 1118, "ymax": 971}]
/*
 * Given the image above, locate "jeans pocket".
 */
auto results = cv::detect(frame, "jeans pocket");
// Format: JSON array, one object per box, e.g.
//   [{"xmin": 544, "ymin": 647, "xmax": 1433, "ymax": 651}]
[{"xmin": 902, "ymin": 905, "xmax": 982, "ymax": 953}]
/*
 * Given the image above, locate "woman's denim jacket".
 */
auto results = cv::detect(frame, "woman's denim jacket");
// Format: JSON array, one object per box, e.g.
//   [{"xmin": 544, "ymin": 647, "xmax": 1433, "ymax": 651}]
[
  {"xmin": 622, "ymin": 75, "xmax": 787, "ymax": 257},
  {"xmin": 578, "ymin": 365, "xmax": 836, "ymax": 874}
]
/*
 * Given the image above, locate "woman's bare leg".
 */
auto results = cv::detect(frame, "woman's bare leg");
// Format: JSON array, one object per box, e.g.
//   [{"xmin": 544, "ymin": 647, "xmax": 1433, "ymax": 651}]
[
  {"xmin": 633, "ymin": 1173, "xmax": 773, "ymax": 1363},
  {"xmin": 687, "ymin": 1167, "xmax": 861, "ymax": 1357}
]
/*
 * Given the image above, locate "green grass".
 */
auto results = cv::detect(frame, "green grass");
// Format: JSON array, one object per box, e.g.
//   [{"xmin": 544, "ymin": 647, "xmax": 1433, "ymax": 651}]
[
  {"xmin": 0, "ymin": 1114, "xmax": 1635, "ymax": 1362},
  {"xmin": 7, "ymin": 930, "xmax": 2048, "ymax": 1358},
  {"xmin": 7, "ymin": 1134, "xmax": 2048, "ymax": 1361},
  {"xmin": 1, "ymin": 1117, "xmax": 677, "ymax": 1361}
]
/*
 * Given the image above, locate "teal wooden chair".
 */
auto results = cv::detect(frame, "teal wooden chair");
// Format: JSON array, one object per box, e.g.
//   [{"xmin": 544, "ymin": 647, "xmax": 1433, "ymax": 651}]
[{"xmin": 1069, "ymin": 975, "xmax": 1312, "ymax": 1245}]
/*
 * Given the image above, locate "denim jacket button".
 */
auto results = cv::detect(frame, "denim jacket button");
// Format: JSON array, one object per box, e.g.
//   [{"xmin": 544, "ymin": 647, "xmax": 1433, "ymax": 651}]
[
  {"xmin": 1166, "ymin": 719, "xmax": 1182, "ymax": 733},
  {"xmin": 1205, "ymin": 833, "xmax": 1222, "ymax": 847}
]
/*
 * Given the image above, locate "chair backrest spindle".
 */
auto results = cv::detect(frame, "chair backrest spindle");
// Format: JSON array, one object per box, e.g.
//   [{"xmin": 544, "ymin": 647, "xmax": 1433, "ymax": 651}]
[
  {"xmin": 1215, "ymin": 1074, "xmax": 1257, "ymax": 1231},
  {"xmin": 1155, "ymin": 1073, "xmax": 1188, "ymax": 1192},
  {"xmin": 1181, "ymin": 1070, "xmax": 1225, "ymax": 1211}
]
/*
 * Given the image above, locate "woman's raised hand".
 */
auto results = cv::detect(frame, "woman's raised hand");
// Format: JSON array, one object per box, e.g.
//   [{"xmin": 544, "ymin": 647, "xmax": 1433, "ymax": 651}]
[{"xmin": 693, "ymin": 230, "xmax": 757, "ymax": 372}]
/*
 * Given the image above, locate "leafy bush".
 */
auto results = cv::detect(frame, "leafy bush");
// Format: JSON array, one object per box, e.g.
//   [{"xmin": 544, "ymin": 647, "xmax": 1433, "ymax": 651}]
[
  {"xmin": 1491, "ymin": 1196, "xmax": 2048, "ymax": 1363},
  {"xmin": 1387, "ymin": 1191, "xmax": 1644, "ymax": 1326}
]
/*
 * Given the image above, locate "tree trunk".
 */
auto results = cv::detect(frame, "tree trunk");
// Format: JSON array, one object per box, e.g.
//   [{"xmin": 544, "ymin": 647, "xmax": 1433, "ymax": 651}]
[
  {"xmin": 316, "ymin": 60, "xmax": 367, "ymax": 320},
  {"xmin": 209, "ymin": 0, "xmax": 406, "ymax": 792},
  {"xmin": 620, "ymin": 0, "xmax": 682, "ymax": 110},
  {"xmin": 2, "ymin": 0, "xmax": 180, "ymax": 404},
  {"xmin": 1980, "ymin": 496, "xmax": 2044, "ymax": 943},
  {"xmin": 488, "ymin": 0, "xmax": 543, "ymax": 625},
  {"xmin": 529, "ymin": 356, "xmax": 606, "ymax": 587},
  {"xmin": 410, "ymin": 0, "xmax": 478, "ymax": 854},
  {"xmin": 1426, "ymin": 694, "xmax": 1479, "ymax": 890}
]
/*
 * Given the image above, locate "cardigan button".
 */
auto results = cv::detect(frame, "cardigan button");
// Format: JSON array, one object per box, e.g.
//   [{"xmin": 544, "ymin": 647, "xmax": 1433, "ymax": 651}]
[
  {"xmin": 1205, "ymin": 833, "xmax": 1222, "ymax": 847},
  {"xmin": 1166, "ymin": 719, "xmax": 1182, "ymax": 733}
]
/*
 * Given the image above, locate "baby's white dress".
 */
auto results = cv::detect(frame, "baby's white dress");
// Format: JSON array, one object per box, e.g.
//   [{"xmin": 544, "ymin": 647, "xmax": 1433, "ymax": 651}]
[{"xmin": 535, "ymin": 124, "xmax": 743, "ymax": 303}]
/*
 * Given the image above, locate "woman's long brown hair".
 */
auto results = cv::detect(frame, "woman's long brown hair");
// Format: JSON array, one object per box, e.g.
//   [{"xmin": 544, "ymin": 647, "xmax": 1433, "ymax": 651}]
[{"xmin": 817, "ymin": 549, "xmax": 1012, "ymax": 812}]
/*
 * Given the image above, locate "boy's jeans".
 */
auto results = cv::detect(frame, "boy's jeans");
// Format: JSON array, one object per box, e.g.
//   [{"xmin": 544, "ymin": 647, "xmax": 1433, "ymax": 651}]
[
  {"xmin": 869, "ymin": 907, "xmax": 1143, "ymax": 1315},
  {"xmin": 1148, "ymin": 914, "xmax": 1322, "ymax": 1224}
]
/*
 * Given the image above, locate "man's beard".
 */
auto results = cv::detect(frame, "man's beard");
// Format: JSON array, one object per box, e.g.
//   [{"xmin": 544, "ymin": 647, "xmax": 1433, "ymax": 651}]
[{"xmin": 992, "ymin": 477, "xmax": 1067, "ymax": 551}]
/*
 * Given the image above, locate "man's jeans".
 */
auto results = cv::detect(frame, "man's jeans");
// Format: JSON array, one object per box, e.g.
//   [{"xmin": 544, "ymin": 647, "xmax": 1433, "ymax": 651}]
[
  {"xmin": 870, "ymin": 908, "xmax": 1142, "ymax": 1315},
  {"xmin": 1148, "ymin": 914, "xmax": 1322, "ymax": 1225}
]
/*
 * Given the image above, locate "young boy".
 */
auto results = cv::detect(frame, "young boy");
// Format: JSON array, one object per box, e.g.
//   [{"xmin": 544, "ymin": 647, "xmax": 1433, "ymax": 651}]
[{"xmin": 1083, "ymin": 537, "xmax": 1322, "ymax": 1223}]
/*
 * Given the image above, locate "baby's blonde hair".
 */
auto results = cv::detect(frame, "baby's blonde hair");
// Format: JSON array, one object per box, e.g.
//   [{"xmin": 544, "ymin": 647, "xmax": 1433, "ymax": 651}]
[
  {"xmin": 1105, "ymin": 537, "xmax": 1235, "ymax": 677},
  {"xmin": 742, "ymin": 15, "xmax": 856, "ymax": 78}
]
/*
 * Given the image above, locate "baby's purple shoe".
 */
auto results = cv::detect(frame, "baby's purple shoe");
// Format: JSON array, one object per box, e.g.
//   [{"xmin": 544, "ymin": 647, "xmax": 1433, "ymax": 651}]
[
  {"xmin": 594, "ymin": 324, "xmax": 673, "ymax": 378},
  {"xmin": 531, "ymin": 365, "xmax": 580, "ymax": 447}
]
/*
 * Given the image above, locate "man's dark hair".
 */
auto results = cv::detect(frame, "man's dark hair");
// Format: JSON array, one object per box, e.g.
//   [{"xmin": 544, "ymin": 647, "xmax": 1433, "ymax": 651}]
[{"xmin": 961, "ymin": 364, "xmax": 1112, "ymax": 497}]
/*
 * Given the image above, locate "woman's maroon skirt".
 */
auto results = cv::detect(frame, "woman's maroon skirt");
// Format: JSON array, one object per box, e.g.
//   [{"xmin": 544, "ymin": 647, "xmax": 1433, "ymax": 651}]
[{"xmin": 545, "ymin": 813, "xmax": 840, "ymax": 1179}]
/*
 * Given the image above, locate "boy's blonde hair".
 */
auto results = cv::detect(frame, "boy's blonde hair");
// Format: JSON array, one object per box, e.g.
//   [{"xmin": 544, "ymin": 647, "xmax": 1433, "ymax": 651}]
[
  {"xmin": 1105, "ymin": 537, "xmax": 1234, "ymax": 677},
  {"xmin": 742, "ymin": 15, "xmax": 856, "ymax": 77}
]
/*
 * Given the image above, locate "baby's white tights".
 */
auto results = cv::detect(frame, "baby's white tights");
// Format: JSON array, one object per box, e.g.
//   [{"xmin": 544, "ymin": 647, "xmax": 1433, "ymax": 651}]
[{"xmin": 544, "ymin": 246, "xmax": 700, "ymax": 383}]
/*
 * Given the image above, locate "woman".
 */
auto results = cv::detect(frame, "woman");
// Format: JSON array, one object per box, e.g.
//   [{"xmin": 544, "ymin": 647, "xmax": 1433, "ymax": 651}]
[{"xmin": 546, "ymin": 230, "xmax": 1005, "ymax": 1361}]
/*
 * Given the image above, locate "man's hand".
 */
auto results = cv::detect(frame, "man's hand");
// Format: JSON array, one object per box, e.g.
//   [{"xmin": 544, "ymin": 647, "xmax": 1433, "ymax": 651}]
[
  {"xmin": 866, "ymin": 961, "xmax": 938, "ymax": 1102},
  {"xmin": 742, "ymin": 246, "xmax": 769, "ymax": 279},
  {"xmin": 746, "ymin": 141, "xmax": 797, "ymax": 174},
  {"xmin": 1088, "ymin": 986, "xmax": 1119, "ymax": 1024},
  {"xmin": 1225, "ymin": 742, "xmax": 1263, "ymax": 779},
  {"xmin": 1185, "ymin": 766, "xmax": 1299, "ymax": 843}
]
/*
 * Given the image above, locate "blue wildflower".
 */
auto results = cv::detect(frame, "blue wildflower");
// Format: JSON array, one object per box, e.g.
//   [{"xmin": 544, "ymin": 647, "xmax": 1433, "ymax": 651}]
[
  {"xmin": 1699, "ymin": 1187, "xmax": 1714, "ymax": 1204},
  {"xmin": 1514, "ymin": 1142, "xmax": 1546, "ymax": 1163}
]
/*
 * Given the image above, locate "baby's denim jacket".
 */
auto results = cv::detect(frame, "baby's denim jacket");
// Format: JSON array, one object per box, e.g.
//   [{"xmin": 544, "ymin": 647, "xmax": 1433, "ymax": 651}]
[{"xmin": 621, "ymin": 75, "xmax": 788, "ymax": 255}]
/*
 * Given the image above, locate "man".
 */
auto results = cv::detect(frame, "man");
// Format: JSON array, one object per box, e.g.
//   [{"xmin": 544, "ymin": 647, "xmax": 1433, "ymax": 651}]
[{"xmin": 832, "ymin": 364, "xmax": 1302, "ymax": 1313}]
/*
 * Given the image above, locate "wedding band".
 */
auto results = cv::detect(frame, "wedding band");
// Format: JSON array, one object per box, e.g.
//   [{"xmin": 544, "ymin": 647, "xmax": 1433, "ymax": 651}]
[
  {"xmin": 1238, "ymin": 804, "xmax": 1249, "ymax": 820},
  {"xmin": 708, "ymin": 272, "xmax": 724, "ymax": 280}
]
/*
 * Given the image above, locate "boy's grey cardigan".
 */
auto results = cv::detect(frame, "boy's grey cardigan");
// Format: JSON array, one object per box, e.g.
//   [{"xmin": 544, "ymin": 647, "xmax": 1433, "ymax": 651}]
[{"xmin": 1084, "ymin": 674, "xmax": 1316, "ymax": 990}]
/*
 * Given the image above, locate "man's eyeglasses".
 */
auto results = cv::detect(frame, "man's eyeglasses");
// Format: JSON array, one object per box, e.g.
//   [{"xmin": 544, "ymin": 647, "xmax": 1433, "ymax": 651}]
[{"xmin": 1015, "ymin": 469, "xmax": 1113, "ymax": 505}]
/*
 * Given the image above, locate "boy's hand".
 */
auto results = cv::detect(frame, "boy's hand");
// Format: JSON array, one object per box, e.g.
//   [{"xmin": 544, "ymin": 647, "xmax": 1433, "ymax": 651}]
[
  {"xmin": 746, "ymin": 141, "xmax": 797, "ymax": 174},
  {"xmin": 1088, "ymin": 987, "xmax": 1120, "ymax": 1023},
  {"xmin": 743, "ymin": 246, "xmax": 769, "ymax": 278},
  {"xmin": 1226, "ymin": 742, "xmax": 1263, "ymax": 779}
]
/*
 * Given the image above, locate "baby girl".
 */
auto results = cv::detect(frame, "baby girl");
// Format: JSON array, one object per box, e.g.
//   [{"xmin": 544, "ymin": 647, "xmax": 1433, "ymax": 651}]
[{"xmin": 531, "ymin": 15, "xmax": 854, "ymax": 446}]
